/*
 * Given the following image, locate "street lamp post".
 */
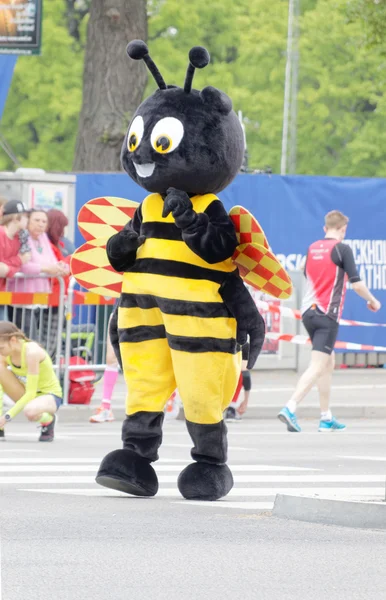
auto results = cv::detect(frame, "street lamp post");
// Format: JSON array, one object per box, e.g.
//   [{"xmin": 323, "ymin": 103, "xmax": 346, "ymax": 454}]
[{"xmin": 281, "ymin": 0, "xmax": 300, "ymax": 176}]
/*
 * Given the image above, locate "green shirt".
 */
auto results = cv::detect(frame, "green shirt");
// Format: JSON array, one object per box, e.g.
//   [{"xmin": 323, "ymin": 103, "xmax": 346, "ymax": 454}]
[{"xmin": 7, "ymin": 340, "xmax": 62, "ymax": 399}]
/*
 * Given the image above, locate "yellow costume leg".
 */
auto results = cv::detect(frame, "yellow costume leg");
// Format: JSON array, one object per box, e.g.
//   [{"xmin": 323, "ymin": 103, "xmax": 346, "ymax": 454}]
[
  {"xmin": 171, "ymin": 349, "xmax": 241, "ymax": 425},
  {"xmin": 118, "ymin": 304, "xmax": 176, "ymax": 415},
  {"xmin": 117, "ymin": 301, "xmax": 176, "ymax": 462},
  {"xmin": 161, "ymin": 309, "xmax": 241, "ymax": 501},
  {"xmin": 164, "ymin": 310, "xmax": 240, "ymax": 461},
  {"xmin": 96, "ymin": 296, "xmax": 176, "ymax": 497}
]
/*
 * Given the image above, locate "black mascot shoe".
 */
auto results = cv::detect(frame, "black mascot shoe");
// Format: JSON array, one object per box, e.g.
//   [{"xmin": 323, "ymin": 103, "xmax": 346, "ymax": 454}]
[
  {"xmin": 96, "ymin": 448, "xmax": 158, "ymax": 497},
  {"xmin": 177, "ymin": 462, "xmax": 234, "ymax": 501}
]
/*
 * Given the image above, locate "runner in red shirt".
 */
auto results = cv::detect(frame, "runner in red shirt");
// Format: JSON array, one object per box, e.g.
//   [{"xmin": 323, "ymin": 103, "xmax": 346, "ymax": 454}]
[{"xmin": 278, "ymin": 210, "xmax": 381, "ymax": 433}]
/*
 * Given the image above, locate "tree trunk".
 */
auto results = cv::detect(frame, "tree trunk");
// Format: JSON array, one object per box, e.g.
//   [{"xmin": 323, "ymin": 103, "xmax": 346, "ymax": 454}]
[{"xmin": 73, "ymin": 0, "xmax": 147, "ymax": 171}]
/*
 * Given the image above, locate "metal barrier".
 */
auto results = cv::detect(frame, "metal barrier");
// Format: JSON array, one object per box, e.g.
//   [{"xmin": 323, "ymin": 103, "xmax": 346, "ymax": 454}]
[
  {"xmin": 0, "ymin": 273, "xmax": 65, "ymax": 374},
  {"xmin": 62, "ymin": 277, "xmax": 116, "ymax": 405}
]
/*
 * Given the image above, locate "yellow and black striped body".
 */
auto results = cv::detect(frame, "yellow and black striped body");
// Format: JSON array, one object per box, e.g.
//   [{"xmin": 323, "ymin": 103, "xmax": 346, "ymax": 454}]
[{"xmin": 118, "ymin": 193, "xmax": 241, "ymax": 425}]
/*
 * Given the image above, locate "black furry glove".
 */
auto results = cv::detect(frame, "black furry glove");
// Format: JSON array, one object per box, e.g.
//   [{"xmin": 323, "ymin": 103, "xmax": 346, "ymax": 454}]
[
  {"xmin": 219, "ymin": 274, "xmax": 266, "ymax": 369},
  {"xmin": 162, "ymin": 187, "xmax": 197, "ymax": 228},
  {"xmin": 107, "ymin": 228, "xmax": 145, "ymax": 272},
  {"xmin": 119, "ymin": 229, "xmax": 145, "ymax": 251}
]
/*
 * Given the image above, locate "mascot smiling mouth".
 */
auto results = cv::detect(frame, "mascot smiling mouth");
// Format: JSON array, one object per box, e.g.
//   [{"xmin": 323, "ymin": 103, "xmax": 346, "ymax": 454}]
[{"xmin": 133, "ymin": 162, "xmax": 155, "ymax": 178}]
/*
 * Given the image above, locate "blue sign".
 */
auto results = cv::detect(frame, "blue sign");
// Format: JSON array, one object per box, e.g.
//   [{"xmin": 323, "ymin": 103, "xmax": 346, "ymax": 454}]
[
  {"xmin": 75, "ymin": 173, "xmax": 386, "ymax": 349},
  {"xmin": 0, "ymin": 55, "xmax": 17, "ymax": 120}
]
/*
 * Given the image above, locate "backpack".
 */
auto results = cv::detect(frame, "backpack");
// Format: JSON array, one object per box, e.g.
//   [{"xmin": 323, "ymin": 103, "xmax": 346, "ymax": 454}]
[{"xmin": 67, "ymin": 357, "xmax": 95, "ymax": 405}]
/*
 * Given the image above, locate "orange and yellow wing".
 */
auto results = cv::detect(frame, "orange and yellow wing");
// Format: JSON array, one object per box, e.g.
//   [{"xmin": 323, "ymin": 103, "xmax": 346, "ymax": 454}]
[
  {"xmin": 72, "ymin": 196, "xmax": 139, "ymax": 295},
  {"xmin": 229, "ymin": 206, "xmax": 293, "ymax": 300}
]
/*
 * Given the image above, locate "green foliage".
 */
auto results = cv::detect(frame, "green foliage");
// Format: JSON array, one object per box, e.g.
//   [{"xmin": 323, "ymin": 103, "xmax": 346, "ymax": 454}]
[
  {"xmin": 0, "ymin": 0, "xmax": 85, "ymax": 171},
  {"xmin": 296, "ymin": 0, "xmax": 386, "ymax": 176},
  {"xmin": 346, "ymin": 0, "xmax": 386, "ymax": 50},
  {"xmin": 147, "ymin": 0, "xmax": 289, "ymax": 173},
  {"xmin": 1, "ymin": 0, "xmax": 386, "ymax": 177}
]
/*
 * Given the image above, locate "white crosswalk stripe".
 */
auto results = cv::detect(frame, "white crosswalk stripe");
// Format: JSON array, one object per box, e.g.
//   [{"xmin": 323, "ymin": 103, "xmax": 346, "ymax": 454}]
[{"xmin": 0, "ymin": 459, "xmax": 383, "ymax": 510}]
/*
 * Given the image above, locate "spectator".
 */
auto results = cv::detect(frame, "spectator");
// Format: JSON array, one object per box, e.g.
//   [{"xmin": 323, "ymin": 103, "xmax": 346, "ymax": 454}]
[
  {"xmin": 0, "ymin": 200, "xmax": 31, "ymax": 319},
  {"xmin": 10, "ymin": 209, "xmax": 68, "ymax": 292},
  {"xmin": 47, "ymin": 209, "xmax": 75, "ymax": 259},
  {"xmin": 7, "ymin": 209, "xmax": 68, "ymax": 354},
  {"xmin": 0, "ymin": 195, "xmax": 8, "ymax": 220},
  {"xmin": 46, "ymin": 209, "xmax": 72, "ymax": 296},
  {"xmin": 0, "ymin": 321, "xmax": 62, "ymax": 442}
]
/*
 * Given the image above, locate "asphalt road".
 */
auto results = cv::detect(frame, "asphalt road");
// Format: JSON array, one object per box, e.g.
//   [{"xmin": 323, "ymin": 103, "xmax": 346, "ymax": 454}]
[{"xmin": 1, "ymin": 417, "xmax": 386, "ymax": 600}]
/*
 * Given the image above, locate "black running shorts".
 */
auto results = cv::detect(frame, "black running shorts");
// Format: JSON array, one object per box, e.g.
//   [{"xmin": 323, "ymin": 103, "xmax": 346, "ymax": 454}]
[{"xmin": 302, "ymin": 307, "xmax": 339, "ymax": 355}]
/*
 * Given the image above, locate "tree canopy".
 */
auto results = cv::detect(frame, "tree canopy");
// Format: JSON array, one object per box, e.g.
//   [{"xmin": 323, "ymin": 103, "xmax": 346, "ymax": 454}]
[
  {"xmin": 346, "ymin": 0, "xmax": 386, "ymax": 50},
  {"xmin": 0, "ymin": 0, "xmax": 385, "ymax": 177}
]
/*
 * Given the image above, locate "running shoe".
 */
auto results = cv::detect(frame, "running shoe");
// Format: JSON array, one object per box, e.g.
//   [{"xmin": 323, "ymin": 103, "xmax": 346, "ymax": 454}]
[
  {"xmin": 224, "ymin": 406, "xmax": 242, "ymax": 422},
  {"xmin": 0, "ymin": 428, "xmax": 5, "ymax": 440},
  {"xmin": 277, "ymin": 407, "xmax": 301, "ymax": 432},
  {"xmin": 90, "ymin": 407, "xmax": 115, "ymax": 423},
  {"xmin": 318, "ymin": 417, "xmax": 346, "ymax": 432},
  {"xmin": 39, "ymin": 414, "xmax": 56, "ymax": 442}
]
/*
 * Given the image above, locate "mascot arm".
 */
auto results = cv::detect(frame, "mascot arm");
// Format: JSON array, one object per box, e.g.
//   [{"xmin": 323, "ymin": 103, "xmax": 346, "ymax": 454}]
[
  {"xmin": 178, "ymin": 200, "xmax": 238, "ymax": 264},
  {"xmin": 219, "ymin": 272, "xmax": 265, "ymax": 369},
  {"xmin": 106, "ymin": 205, "xmax": 144, "ymax": 272}
]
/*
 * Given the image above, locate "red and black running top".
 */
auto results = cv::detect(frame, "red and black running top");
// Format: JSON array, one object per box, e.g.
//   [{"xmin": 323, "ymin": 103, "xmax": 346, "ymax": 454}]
[{"xmin": 301, "ymin": 238, "xmax": 361, "ymax": 321}]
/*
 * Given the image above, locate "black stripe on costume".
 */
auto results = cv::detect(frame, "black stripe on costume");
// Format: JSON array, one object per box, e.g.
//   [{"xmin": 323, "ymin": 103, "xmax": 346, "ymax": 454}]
[
  {"xmin": 120, "ymin": 294, "xmax": 158, "ymax": 310},
  {"xmin": 129, "ymin": 258, "xmax": 228, "ymax": 283},
  {"xmin": 120, "ymin": 293, "xmax": 232, "ymax": 319},
  {"xmin": 167, "ymin": 334, "xmax": 237, "ymax": 354},
  {"xmin": 141, "ymin": 222, "xmax": 183, "ymax": 241},
  {"xmin": 119, "ymin": 325, "xmax": 166, "ymax": 343},
  {"xmin": 160, "ymin": 298, "xmax": 231, "ymax": 318}
]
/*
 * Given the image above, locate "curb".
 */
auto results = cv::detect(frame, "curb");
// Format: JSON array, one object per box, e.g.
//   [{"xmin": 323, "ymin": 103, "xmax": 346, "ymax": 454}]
[
  {"xmin": 272, "ymin": 494, "xmax": 386, "ymax": 530},
  {"xmin": 57, "ymin": 404, "xmax": 386, "ymax": 423}
]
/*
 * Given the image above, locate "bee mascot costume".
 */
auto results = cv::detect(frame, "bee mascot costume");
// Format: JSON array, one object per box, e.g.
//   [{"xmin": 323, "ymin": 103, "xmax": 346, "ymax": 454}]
[{"xmin": 75, "ymin": 41, "xmax": 291, "ymax": 501}]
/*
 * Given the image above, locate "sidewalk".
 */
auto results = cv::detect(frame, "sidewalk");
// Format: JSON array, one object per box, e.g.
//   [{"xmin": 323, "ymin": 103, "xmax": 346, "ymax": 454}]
[{"xmin": 59, "ymin": 368, "xmax": 386, "ymax": 422}]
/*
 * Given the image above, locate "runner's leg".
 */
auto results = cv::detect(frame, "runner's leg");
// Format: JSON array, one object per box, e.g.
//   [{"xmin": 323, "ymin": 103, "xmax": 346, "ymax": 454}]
[
  {"xmin": 316, "ymin": 352, "xmax": 335, "ymax": 414},
  {"xmin": 91, "ymin": 311, "xmax": 119, "ymax": 423}
]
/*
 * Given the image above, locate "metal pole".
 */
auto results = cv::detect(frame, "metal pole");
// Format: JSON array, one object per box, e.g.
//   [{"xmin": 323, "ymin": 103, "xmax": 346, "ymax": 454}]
[
  {"xmin": 62, "ymin": 278, "xmax": 75, "ymax": 405},
  {"xmin": 280, "ymin": 0, "xmax": 295, "ymax": 175},
  {"xmin": 289, "ymin": 0, "xmax": 300, "ymax": 174}
]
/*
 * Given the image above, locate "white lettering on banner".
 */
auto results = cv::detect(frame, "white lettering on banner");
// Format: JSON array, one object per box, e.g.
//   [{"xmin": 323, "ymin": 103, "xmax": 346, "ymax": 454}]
[
  {"xmin": 277, "ymin": 240, "xmax": 386, "ymax": 291},
  {"xmin": 346, "ymin": 240, "xmax": 386, "ymax": 291},
  {"xmin": 276, "ymin": 254, "xmax": 305, "ymax": 271}
]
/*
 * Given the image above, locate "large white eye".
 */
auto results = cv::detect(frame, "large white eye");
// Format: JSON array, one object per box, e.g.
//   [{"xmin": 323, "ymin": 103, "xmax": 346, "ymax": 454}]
[
  {"xmin": 127, "ymin": 116, "xmax": 144, "ymax": 152},
  {"xmin": 150, "ymin": 117, "xmax": 184, "ymax": 154}
]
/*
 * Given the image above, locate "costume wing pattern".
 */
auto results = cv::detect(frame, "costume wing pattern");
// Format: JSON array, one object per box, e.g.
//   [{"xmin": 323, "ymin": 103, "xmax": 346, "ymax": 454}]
[
  {"xmin": 229, "ymin": 206, "xmax": 292, "ymax": 300},
  {"xmin": 72, "ymin": 198, "xmax": 292, "ymax": 300}
]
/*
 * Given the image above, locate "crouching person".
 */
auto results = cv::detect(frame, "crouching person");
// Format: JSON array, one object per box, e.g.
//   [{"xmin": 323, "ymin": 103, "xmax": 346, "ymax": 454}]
[{"xmin": 0, "ymin": 322, "xmax": 62, "ymax": 441}]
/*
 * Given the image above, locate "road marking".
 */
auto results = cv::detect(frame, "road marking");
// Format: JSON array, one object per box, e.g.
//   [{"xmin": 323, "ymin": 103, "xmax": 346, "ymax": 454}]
[
  {"xmin": 338, "ymin": 455, "xmax": 386, "ymax": 462},
  {"xmin": 5, "ymin": 474, "xmax": 386, "ymax": 484},
  {"xmin": 0, "ymin": 458, "xmax": 188, "ymax": 464},
  {"xmin": 18, "ymin": 487, "xmax": 386, "ymax": 499},
  {"xmin": 172, "ymin": 501, "xmax": 274, "ymax": 510},
  {"xmin": 0, "ymin": 464, "xmax": 320, "ymax": 473},
  {"xmin": 4, "ymin": 433, "xmax": 72, "ymax": 440},
  {"xmin": 0, "ymin": 449, "xmax": 42, "ymax": 453},
  {"xmin": 250, "ymin": 384, "xmax": 386, "ymax": 393}
]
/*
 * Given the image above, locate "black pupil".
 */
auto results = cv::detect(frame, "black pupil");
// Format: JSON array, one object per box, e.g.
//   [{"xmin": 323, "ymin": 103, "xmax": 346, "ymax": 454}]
[
  {"xmin": 157, "ymin": 136, "xmax": 170, "ymax": 151},
  {"xmin": 129, "ymin": 134, "xmax": 137, "ymax": 148}
]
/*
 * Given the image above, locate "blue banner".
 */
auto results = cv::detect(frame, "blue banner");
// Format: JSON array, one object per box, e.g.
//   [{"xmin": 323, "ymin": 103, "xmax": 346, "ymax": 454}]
[
  {"xmin": 0, "ymin": 55, "xmax": 17, "ymax": 120},
  {"xmin": 75, "ymin": 173, "xmax": 386, "ymax": 348}
]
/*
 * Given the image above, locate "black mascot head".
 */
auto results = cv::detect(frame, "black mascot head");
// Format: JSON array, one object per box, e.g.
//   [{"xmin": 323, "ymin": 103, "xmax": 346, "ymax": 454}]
[{"xmin": 121, "ymin": 40, "xmax": 245, "ymax": 196}]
